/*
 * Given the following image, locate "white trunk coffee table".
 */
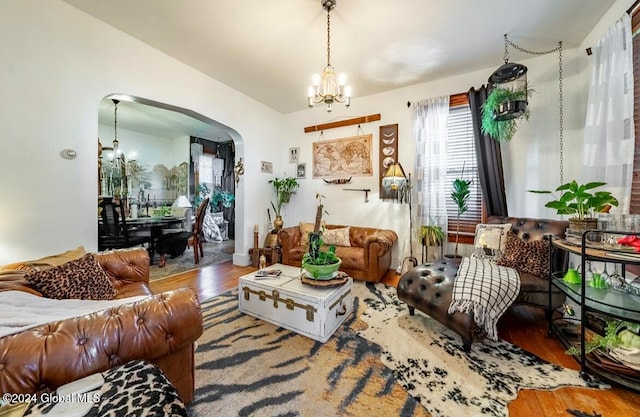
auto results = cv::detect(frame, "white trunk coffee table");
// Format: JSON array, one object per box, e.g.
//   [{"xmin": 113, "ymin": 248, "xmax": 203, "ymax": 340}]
[{"xmin": 238, "ymin": 263, "xmax": 353, "ymax": 343}]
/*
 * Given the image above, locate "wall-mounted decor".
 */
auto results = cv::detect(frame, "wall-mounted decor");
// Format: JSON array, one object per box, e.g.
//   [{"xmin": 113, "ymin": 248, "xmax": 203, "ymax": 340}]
[
  {"xmin": 289, "ymin": 147, "xmax": 300, "ymax": 163},
  {"xmin": 296, "ymin": 163, "xmax": 306, "ymax": 179},
  {"xmin": 261, "ymin": 161, "xmax": 273, "ymax": 173},
  {"xmin": 379, "ymin": 124, "xmax": 398, "ymax": 200},
  {"xmin": 312, "ymin": 134, "xmax": 372, "ymax": 179}
]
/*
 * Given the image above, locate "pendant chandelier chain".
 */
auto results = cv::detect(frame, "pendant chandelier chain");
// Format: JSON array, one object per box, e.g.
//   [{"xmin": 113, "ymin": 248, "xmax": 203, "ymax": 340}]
[
  {"xmin": 326, "ymin": 10, "xmax": 331, "ymax": 66},
  {"xmin": 503, "ymin": 35, "xmax": 564, "ymax": 183}
]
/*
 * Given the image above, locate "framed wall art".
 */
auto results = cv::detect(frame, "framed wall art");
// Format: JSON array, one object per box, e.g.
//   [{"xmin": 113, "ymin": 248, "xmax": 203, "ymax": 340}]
[
  {"xmin": 312, "ymin": 134, "xmax": 372, "ymax": 179},
  {"xmin": 379, "ymin": 124, "xmax": 398, "ymax": 200},
  {"xmin": 296, "ymin": 163, "xmax": 306, "ymax": 178}
]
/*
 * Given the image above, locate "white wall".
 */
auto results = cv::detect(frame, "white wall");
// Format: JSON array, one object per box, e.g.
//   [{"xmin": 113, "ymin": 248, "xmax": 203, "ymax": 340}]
[{"xmin": 0, "ymin": 0, "xmax": 284, "ymax": 265}]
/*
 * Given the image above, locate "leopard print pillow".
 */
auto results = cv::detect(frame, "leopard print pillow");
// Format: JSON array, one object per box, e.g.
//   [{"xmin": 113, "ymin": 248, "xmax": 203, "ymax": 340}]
[
  {"xmin": 25, "ymin": 253, "xmax": 116, "ymax": 300},
  {"xmin": 496, "ymin": 231, "xmax": 550, "ymax": 277}
]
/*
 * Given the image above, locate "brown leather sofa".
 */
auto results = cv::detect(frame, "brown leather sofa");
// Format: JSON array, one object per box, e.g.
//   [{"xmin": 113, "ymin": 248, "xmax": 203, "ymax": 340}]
[
  {"xmin": 278, "ymin": 224, "xmax": 398, "ymax": 282},
  {"xmin": 0, "ymin": 247, "xmax": 203, "ymax": 403},
  {"xmin": 397, "ymin": 216, "xmax": 569, "ymax": 351}
]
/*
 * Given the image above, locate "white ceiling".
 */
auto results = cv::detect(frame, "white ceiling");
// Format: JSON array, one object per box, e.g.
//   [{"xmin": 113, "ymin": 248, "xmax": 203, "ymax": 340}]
[{"xmin": 74, "ymin": 0, "xmax": 617, "ymax": 136}]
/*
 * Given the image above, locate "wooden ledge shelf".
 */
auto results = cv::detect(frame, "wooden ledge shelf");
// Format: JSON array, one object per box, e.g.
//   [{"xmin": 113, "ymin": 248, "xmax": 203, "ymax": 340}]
[{"xmin": 304, "ymin": 114, "xmax": 381, "ymax": 133}]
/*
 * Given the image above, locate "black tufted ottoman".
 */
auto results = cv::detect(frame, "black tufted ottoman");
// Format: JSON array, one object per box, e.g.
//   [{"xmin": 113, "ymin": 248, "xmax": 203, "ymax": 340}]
[{"xmin": 396, "ymin": 258, "xmax": 486, "ymax": 352}]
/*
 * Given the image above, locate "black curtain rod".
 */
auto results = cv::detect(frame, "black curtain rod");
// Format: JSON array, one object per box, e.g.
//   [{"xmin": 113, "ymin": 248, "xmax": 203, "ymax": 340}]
[{"xmin": 585, "ymin": 1, "xmax": 638, "ymax": 56}]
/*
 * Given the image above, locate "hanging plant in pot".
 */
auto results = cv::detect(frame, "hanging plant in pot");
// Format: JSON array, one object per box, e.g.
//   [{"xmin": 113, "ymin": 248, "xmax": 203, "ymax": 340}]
[
  {"xmin": 528, "ymin": 180, "xmax": 619, "ymax": 231},
  {"xmin": 481, "ymin": 87, "xmax": 533, "ymax": 142},
  {"xmin": 301, "ymin": 194, "xmax": 341, "ymax": 280}
]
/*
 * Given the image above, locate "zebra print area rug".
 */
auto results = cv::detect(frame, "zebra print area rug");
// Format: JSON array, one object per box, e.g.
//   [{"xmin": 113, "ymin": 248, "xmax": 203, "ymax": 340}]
[
  {"xmin": 357, "ymin": 285, "xmax": 609, "ymax": 417},
  {"xmin": 186, "ymin": 282, "xmax": 608, "ymax": 417}
]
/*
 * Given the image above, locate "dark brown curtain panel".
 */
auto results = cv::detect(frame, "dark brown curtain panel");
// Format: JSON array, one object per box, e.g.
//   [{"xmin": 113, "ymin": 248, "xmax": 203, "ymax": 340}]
[{"xmin": 467, "ymin": 86, "xmax": 508, "ymax": 217}]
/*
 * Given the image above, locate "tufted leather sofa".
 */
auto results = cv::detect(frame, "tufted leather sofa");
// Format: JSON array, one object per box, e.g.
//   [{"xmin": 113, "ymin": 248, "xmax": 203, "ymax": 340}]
[
  {"xmin": 397, "ymin": 216, "xmax": 569, "ymax": 351},
  {"xmin": 278, "ymin": 224, "xmax": 398, "ymax": 282},
  {"xmin": 0, "ymin": 247, "xmax": 203, "ymax": 403}
]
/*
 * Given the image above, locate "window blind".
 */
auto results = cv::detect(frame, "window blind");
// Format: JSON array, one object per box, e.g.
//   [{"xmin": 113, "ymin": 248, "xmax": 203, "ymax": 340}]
[{"xmin": 445, "ymin": 104, "xmax": 482, "ymax": 237}]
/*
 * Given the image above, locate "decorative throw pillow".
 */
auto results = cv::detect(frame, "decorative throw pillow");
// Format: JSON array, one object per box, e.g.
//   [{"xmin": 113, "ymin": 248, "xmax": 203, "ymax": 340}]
[
  {"xmin": 25, "ymin": 253, "xmax": 116, "ymax": 300},
  {"xmin": 496, "ymin": 231, "xmax": 550, "ymax": 277},
  {"xmin": 472, "ymin": 223, "xmax": 512, "ymax": 262},
  {"xmin": 322, "ymin": 227, "xmax": 351, "ymax": 247},
  {"xmin": 299, "ymin": 221, "xmax": 325, "ymax": 247}
]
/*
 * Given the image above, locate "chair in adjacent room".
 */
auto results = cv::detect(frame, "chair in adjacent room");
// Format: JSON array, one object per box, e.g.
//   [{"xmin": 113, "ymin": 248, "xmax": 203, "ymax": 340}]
[
  {"xmin": 188, "ymin": 198, "xmax": 210, "ymax": 264},
  {"xmin": 98, "ymin": 198, "xmax": 149, "ymax": 251}
]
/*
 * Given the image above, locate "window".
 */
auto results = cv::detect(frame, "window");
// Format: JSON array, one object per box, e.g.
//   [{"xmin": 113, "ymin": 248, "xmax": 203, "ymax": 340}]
[
  {"xmin": 198, "ymin": 154, "xmax": 214, "ymax": 193},
  {"xmin": 445, "ymin": 99, "xmax": 483, "ymax": 243}
]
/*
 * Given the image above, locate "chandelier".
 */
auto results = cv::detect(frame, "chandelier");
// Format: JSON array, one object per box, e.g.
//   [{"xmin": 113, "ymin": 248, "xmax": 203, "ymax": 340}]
[
  {"xmin": 112, "ymin": 99, "xmax": 120, "ymax": 156},
  {"xmin": 307, "ymin": 0, "xmax": 351, "ymax": 112}
]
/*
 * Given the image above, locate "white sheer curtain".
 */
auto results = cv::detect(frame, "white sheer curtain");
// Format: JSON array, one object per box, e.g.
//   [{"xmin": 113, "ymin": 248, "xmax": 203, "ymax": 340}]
[
  {"xmin": 583, "ymin": 13, "xmax": 634, "ymax": 213},
  {"xmin": 412, "ymin": 96, "xmax": 450, "ymax": 255}
]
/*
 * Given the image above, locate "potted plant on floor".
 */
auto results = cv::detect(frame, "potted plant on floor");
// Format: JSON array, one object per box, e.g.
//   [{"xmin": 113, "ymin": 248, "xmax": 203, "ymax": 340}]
[
  {"xmin": 269, "ymin": 176, "xmax": 299, "ymax": 229},
  {"xmin": 528, "ymin": 180, "xmax": 618, "ymax": 231},
  {"xmin": 450, "ymin": 172, "xmax": 472, "ymax": 258},
  {"xmin": 420, "ymin": 217, "xmax": 445, "ymax": 261},
  {"xmin": 302, "ymin": 194, "xmax": 341, "ymax": 279}
]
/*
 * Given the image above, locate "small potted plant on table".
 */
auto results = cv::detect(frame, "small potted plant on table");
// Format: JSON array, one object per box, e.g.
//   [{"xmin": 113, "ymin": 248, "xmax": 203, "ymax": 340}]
[{"xmin": 302, "ymin": 194, "xmax": 341, "ymax": 280}]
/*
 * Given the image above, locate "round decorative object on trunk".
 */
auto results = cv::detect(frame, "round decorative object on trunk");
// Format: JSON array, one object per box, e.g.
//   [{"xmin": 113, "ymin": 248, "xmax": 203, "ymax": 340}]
[{"xmin": 302, "ymin": 259, "xmax": 342, "ymax": 280}]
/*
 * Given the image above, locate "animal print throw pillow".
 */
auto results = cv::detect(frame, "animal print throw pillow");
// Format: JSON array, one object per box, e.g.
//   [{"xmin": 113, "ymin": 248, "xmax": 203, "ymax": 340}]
[
  {"xmin": 25, "ymin": 253, "xmax": 116, "ymax": 300},
  {"xmin": 496, "ymin": 231, "xmax": 550, "ymax": 278}
]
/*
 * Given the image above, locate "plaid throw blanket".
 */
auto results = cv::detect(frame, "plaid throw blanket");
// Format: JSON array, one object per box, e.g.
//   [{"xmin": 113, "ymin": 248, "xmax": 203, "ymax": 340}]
[{"xmin": 448, "ymin": 257, "xmax": 520, "ymax": 341}]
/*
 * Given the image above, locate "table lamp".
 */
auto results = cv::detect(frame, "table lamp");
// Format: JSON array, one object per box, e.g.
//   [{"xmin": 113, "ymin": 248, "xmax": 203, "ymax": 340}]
[{"xmin": 172, "ymin": 195, "xmax": 192, "ymax": 209}]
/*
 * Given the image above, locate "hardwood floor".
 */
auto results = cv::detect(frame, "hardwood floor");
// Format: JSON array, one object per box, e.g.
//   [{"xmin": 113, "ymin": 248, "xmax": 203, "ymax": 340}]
[{"xmin": 150, "ymin": 262, "xmax": 640, "ymax": 416}]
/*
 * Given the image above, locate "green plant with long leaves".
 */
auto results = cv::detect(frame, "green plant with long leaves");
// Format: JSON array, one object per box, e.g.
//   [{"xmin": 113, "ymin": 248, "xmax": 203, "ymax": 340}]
[
  {"xmin": 451, "ymin": 173, "xmax": 472, "ymax": 258},
  {"xmin": 269, "ymin": 177, "xmax": 299, "ymax": 216},
  {"xmin": 420, "ymin": 216, "xmax": 445, "ymax": 246},
  {"xmin": 481, "ymin": 87, "xmax": 532, "ymax": 142},
  {"xmin": 528, "ymin": 180, "xmax": 618, "ymax": 219}
]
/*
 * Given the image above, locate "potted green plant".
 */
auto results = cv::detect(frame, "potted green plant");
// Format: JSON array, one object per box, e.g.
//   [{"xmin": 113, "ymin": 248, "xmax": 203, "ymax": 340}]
[
  {"xmin": 420, "ymin": 219, "xmax": 445, "ymax": 261},
  {"xmin": 210, "ymin": 188, "xmax": 235, "ymax": 212},
  {"xmin": 481, "ymin": 87, "xmax": 532, "ymax": 142},
  {"xmin": 528, "ymin": 180, "xmax": 619, "ymax": 230},
  {"xmin": 301, "ymin": 194, "xmax": 341, "ymax": 279},
  {"xmin": 269, "ymin": 177, "xmax": 299, "ymax": 228},
  {"xmin": 451, "ymin": 174, "xmax": 472, "ymax": 258}
]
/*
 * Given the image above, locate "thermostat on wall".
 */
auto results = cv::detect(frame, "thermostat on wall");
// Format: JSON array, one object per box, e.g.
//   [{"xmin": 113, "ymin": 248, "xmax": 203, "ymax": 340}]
[{"xmin": 60, "ymin": 148, "xmax": 77, "ymax": 159}]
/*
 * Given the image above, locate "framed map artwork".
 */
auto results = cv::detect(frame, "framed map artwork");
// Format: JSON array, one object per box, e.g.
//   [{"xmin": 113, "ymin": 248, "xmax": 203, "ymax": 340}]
[{"xmin": 312, "ymin": 134, "xmax": 372, "ymax": 179}]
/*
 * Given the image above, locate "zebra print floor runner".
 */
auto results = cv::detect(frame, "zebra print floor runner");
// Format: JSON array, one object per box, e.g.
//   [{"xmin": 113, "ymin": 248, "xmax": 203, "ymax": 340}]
[{"xmin": 187, "ymin": 283, "xmax": 429, "ymax": 417}]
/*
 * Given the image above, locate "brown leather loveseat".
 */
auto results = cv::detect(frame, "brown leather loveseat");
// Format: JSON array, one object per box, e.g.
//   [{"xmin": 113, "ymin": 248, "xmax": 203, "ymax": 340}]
[
  {"xmin": 278, "ymin": 224, "xmax": 398, "ymax": 282},
  {"xmin": 397, "ymin": 216, "xmax": 569, "ymax": 351},
  {"xmin": 0, "ymin": 247, "xmax": 203, "ymax": 403}
]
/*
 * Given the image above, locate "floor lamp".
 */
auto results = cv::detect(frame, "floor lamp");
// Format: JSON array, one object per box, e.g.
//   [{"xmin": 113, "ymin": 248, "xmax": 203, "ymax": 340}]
[{"xmin": 382, "ymin": 163, "xmax": 417, "ymax": 274}]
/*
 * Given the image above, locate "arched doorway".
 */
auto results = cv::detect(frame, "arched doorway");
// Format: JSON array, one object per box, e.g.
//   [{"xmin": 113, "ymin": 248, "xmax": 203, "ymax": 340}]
[{"xmin": 97, "ymin": 94, "xmax": 243, "ymax": 266}]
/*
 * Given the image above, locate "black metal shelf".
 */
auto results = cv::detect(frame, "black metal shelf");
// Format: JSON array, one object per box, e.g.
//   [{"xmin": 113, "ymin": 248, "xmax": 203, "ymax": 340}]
[{"xmin": 549, "ymin": 230, "xmax": 640, "ymax": 392}]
